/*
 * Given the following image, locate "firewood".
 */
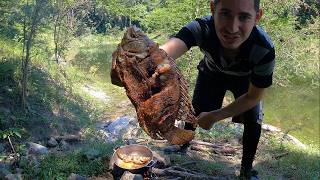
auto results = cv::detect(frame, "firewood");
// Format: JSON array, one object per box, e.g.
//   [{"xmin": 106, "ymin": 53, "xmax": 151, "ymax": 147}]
[
  {"xmin": 169, "ymin": 166, "xmax": 199, "ymax": 175},
  {"xmin": 151, "ymin": 168, "xmax": 218, "ymax": 179},
  {"xmin": 190, "ymin": 140, "xmax": 221, "ymax": 148},
  {"xmin": 54, "ymin": 135, "xmax": 81, "ymax": 142},
  {"xmin": 190, "ymin": 145, "xmax": 217, "ymax": 153},
  {"xmin": 190, "ymin": 144, "xmax": 238, "ymax": 155}
]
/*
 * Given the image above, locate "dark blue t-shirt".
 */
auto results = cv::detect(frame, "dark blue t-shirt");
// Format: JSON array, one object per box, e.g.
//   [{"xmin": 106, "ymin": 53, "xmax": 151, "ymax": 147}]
[{"xmin": 175, "ymin": 16, "xmax": 275, "ymax": 88}]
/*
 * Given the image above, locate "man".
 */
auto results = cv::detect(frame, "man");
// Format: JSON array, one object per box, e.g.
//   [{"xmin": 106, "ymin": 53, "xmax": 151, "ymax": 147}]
[{"xmin": 160, "ymin": 0, "xmax": 275, "ymax": 179}]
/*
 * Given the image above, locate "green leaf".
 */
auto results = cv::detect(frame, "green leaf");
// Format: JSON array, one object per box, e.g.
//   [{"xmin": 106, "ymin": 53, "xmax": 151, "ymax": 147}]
[{"xmin": 13, "ymin": 131, "xmax": 22, "ymax": 138}]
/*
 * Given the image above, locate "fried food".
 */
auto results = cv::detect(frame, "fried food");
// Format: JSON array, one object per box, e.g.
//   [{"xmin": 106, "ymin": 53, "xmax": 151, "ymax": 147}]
[
  {"xmin": 116, "ymin": 151, "xmax": 151, "ymax": 165},
  {"xmin": 111, "ymin": 27, "xmax": 198, "ymax": 145},
  {"xmin": 118, "ymin": 161, "xmax": 136, "ymax": 169}
]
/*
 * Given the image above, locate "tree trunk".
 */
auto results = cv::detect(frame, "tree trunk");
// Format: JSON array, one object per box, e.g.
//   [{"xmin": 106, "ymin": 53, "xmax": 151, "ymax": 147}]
[
  {"xmin": 21, "ymin": 0, "xmax": 43, "ymax": 110},
  {"xmin": 54, "ymin": 10, "xmax": 61, "ymax": 63}
]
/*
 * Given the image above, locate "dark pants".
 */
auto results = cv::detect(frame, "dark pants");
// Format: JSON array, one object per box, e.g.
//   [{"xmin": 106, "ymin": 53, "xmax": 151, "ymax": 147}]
[{"xmin": 185, "ymin": 70, "xmax": 262, "ymax": 171}]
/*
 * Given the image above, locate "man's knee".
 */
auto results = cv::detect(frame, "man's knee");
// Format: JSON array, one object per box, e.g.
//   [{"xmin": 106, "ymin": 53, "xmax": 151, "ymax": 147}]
[{"xmin": 232, "ymin": 102, "xmax": 263, "ymax": 124}]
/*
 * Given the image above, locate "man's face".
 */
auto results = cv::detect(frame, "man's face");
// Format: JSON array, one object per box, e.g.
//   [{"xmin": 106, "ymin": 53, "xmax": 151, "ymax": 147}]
[{"xmin": 211, "ymin": 0, "xmax": 262, "ymax": 50}]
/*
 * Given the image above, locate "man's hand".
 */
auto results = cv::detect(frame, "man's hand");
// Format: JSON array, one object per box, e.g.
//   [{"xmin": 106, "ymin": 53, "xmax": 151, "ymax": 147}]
[
  {"xmin": 197, "ymin": 111, "xmax": 219, "ymax": 130},
  {"xmin": 110, "ymin": 68, "xmax": 123, "ymax": 87}
]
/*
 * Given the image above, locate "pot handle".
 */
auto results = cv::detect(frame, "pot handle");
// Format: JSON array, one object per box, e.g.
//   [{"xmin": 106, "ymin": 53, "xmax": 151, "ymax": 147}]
[
  {"xmin": 146, "ymin": 159, "xmax": 157, "ymax": 168},
  {"xmin": 113, "ymin": 146, "xmax": 120, "ymax": 152}
]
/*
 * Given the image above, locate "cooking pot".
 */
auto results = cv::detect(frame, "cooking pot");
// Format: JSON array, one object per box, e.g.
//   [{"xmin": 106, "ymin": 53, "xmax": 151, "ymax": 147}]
[{"xmin": 110, "ymin": 144, "xmax": 156, "ymax": 175}]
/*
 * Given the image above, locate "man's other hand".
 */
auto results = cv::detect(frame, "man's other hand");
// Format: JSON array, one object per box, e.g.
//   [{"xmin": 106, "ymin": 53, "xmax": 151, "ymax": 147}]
[
  {"xmin": 110, "ymin": 69, "xmax": 123, "ymax": 87},
  {"xmin": 197, "ymin": 111, "xmax": 218, "ymax": 130}
]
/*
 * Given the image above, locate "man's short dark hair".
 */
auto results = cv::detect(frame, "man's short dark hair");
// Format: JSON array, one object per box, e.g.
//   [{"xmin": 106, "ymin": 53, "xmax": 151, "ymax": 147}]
[{"xmin": 213, "ymin": 0, "xmax": 260, "ymax": 12}]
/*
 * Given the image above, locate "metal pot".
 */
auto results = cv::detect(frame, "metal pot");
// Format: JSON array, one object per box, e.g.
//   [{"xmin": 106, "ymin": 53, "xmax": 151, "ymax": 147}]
[{"xmin": 110, "ymin": 144, "xmax": 156, "ymax": 176}]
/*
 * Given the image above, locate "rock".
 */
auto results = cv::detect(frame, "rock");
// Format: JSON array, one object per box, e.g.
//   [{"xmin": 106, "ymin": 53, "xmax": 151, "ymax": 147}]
[
  {"xmin": 262, "ymin": 124, "xmax": 281, "ymax": 132},
  {"xmin": 4, "ymin": 155, "xmax": 19, "ymax": 167},
  {"xmin": 106, "ymin": 116, "xmax": 137, "ymax": 136},
  {"xmin": 120, "ymin": 171, "xmax": 143, "ymax": 180},
  {"xmin": 26, "ymin": 142, "xmax": 49, "ymax": 155},
  {"xmin": 5, "ymin": 173, "xmax": 22, "ymax": 180},
  {"xmin": 103, "ymin": 116, "xmax": 140, "ymax": 142},
  {"xmin": 261, "ymin": 124, "xmax": 306, "ymax": 148},
  {"xmin": 95, "ymin": 130, "xmax": 118, "ymax": 142},
  {"xmin": 283, "ymin": 134, "xmax": 307, "ymax": 149},
  {"xmin": 15, "ymin": 168, "xmax": 23, "ymax": 174},
  {"xmin": 18, "ymin": 155, "xmax": 40, "ymax": 174},
  {"xmin": 68, "ymin": 173, "xmax": 87, "ymax": 180},
  {"xmin": 0, "ymin": 143, "xmax": 5, "ymax": 153},
  {"xmin": 0, "ymin": 167, "xmax": 11, "ymax": 179},
  {"xmin": 122, "ymin": 120, "xmax": 141, "ymax": 139},
  {"xmin": 60, "ymin": 140, "xmax": 70, "ymax": 151},
  {"xmin": 47, "ymin": 137, "xmax": 58, "ymax": 147},
  {"xmin": 0, "ymin": 163, "xmax": 6, "ymax": 168},
  {"xmin": 0, "ymin": 107, "xmax": 10, "ymax": 114},
  {"xmin": 90, "ymin": 172, "xmax": 114, "ymax": 179}
]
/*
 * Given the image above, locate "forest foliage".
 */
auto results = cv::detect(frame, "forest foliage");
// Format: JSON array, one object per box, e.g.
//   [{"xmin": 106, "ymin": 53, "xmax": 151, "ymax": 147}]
[{"xmin": 1, "ymin": 0, "xmax": 319, "ymax": 87}]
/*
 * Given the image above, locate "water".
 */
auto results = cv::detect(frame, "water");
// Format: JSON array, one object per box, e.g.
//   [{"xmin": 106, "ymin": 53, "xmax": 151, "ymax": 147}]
[{"xmin": 263, "ymin": 85, "xmax": 320, "ymax": 146}]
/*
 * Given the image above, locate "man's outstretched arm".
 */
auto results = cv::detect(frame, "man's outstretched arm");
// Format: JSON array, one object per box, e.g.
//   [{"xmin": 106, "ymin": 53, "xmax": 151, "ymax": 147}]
[
  {"xmin": 160, "ymin": 38, "xmax": 189, "ymax": 60},
  {"xmin": 198, "ymin": 83, "xmax": 265, "ymax": 130}
]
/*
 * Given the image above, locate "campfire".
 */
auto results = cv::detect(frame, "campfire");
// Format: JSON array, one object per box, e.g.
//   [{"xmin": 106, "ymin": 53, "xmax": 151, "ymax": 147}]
[{"xmin": 108, "ymin": 141, "xmax": 237, "ymax": 179}]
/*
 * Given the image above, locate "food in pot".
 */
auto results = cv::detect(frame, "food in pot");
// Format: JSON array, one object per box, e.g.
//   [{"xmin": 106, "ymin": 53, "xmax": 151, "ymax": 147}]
[
  {"xmin": 117, "ymin": 151, "xmax": 151, "ymax": 165},
  {"xmin": 111, "ymin": 27, "xmax": 198, "ymax": 145},
  {"xmin": 118, "ymin": 161, "xmax": 136, "ymax": 169}
]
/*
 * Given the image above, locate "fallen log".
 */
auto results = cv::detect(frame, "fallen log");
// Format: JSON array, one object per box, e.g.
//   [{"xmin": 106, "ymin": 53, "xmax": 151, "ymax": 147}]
[
  {"xmin": 274, "ymin": 152, "xmax": 289, "ymax": 159},
  {"xmin": 156, "ymin": 176, "xmax": 182, "ymax": 180},
  {"xmin": 54, "ymin": 135, "xmax": 81, "ymax": 142},
  {"xmin": 152, "ymin": 167, "xmax": 219, "ymax": 179},
  {"xmin": 190, "ymin": 145, "xmax": 238, "ymax": 155},
  {"xmin": 169, "ymin": 166, "xmax": 199, "ymax": 175},
  {"xmin": 190, "ymin": 140, "xmax": 222, "ymax": 148},
  {"xmin": 190, "ymin": 145, "xmax": 217, "ymax": 153}
]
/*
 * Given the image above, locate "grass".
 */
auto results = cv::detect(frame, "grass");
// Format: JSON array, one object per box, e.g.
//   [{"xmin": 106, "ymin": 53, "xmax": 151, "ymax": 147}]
[
  {"xmin": 167, "ymin": 153, "xmax": 230, "ymax": 176},
  {"xmin": 21, "ymin": 139, "xmax": 124, "ymax": 179},
  {"xmin": 256, "ymin": 134, "xmax": 320, "ymax": 179},
  {"xmin": 0, "ymin": 32, "xmax": 132, "ymax": 152}
]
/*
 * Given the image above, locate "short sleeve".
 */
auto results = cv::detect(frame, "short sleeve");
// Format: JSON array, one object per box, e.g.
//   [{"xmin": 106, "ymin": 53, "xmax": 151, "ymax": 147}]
[
  {"xmin": 175, "ymin": 20, "xmax": 205, "ymax": 49},
  {"xmin": 250, "ymin": 48, "xmax": 275, "ymax": 88}
]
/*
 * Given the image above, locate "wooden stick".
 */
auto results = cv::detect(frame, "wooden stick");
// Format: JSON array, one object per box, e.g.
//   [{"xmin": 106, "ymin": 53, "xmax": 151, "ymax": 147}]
[
  {"xmin": 191, "ymin": 144, "xmax": 238, "ymax": 155},
  {"xmin": 274, "ymin": 152, "xmax": 289, "ymax": 159},
  {"xmin": 54, "ymin": 134, "xmax": 81, "ymax": 142},
  {"xmin": 190, "ymin": 145, "xmax": 217, "ymax": 153},
  {"xmin": 190, "ymin": 140, "xmax": 221, "ymax": 148},
  {"xmin": 169, "ymin": 166, "xmax": 200, "ymax": 175},
  {"xmin": 152, "ymin": 168, "xmax": 218, "ymax": 179}
]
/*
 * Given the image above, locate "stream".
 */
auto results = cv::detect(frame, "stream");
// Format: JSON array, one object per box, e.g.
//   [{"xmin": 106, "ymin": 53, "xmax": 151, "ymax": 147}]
[{"xmin": 263, "ymin": 85, "xmax": 319, "ymax": 146}]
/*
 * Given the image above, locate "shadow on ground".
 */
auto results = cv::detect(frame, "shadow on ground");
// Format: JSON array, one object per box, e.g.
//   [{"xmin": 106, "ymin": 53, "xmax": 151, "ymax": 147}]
[{"xmin": 0, "ymin": 59, "xmax": 92, "ymax": 141}]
